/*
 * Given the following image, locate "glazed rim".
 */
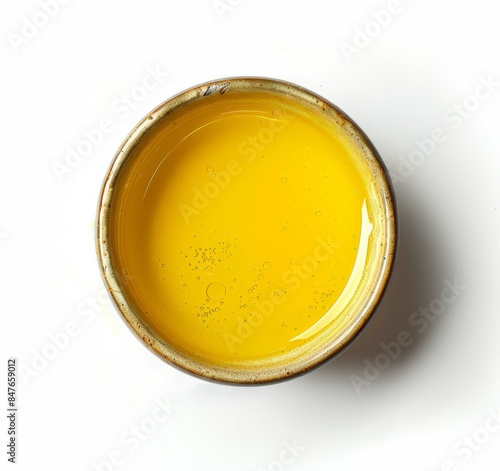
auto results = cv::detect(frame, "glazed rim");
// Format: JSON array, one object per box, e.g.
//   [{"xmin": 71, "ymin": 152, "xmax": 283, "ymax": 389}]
[{"xmin": 96, "ymin": 77, "xmax": 397, "ymax": 385}]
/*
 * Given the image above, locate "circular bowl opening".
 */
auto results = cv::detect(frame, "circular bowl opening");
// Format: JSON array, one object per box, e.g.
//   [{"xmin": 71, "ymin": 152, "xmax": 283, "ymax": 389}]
[{"xmin": 96, "ymin": 77, "xmax": 397, "ymax": 384}]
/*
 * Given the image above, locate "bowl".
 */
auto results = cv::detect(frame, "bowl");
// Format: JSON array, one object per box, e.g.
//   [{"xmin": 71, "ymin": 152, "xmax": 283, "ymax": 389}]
[{"xmin": 96, "ymin": 77, "xmax": 397, "ymax": 384}]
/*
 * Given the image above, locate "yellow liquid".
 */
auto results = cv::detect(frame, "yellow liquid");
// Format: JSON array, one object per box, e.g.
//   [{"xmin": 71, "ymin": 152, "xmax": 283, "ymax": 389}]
[{"xmin": 109, "ymin": 91, "xmax": 375, "ymax": 365}]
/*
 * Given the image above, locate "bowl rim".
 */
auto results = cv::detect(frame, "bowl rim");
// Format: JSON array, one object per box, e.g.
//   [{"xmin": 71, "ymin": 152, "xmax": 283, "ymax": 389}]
[{"xmin": 96, "ymin": 76, "xmax": 398, "ymax": 385}]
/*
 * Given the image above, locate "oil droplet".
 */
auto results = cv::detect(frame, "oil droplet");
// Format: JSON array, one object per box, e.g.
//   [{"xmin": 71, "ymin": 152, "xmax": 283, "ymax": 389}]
[
  {"xmin": 263, "ymin": 261, "xmax": 272, "ymax": 270},
  {"xmin": 206, "ymin": 166, "xmax": 214, "ymax": 173},
  {"xmin": 315, "ymin": 210, "xmax": 322, "ymax": 216},
  {"xmin": 258, "ymin": 274, "xmax": 264, "ymax": 280},
  {"xmin": 281, "ymin": 177, "xmax": 287, "ymax": 183},
  {"xmin": 272, "ymin": 108, "xmax": 280, "ymax": 119},
  {"xmin": 204, "ymin": 266, "xmax": 213, "ymax": 275},
  {"xmin": 206, "ymin": 282, "xmax": 226, "ymax": 300},
  {"xmin": 290, "ymin": 258, "xmax": 297, "ymax": 265},
  {"xmin": 259, "ymin": 120, "xmax": 263, "ymax": 125},
  {"xmin": 161, "ymin": 264, "xmax": 166, "ymax": 268}
]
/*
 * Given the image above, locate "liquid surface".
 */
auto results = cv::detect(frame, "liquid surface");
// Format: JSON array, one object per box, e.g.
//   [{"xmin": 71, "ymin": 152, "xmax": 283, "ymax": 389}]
[{"xmin": 110, "ymin": 91, "xmax": 374, "ymax": 363}]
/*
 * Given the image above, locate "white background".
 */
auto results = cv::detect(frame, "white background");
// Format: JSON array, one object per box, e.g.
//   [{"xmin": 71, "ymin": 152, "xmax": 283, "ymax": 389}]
[{"xmin": 1, "ymin": 0, "xmax": 499, "ymax": 469}]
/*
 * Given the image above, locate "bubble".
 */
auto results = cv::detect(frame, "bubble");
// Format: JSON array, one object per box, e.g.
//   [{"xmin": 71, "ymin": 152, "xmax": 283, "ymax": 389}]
[
  {"xmin": 258, "ymin": 274, "xmax": 264, "ymax": 280},
  {"xmin": 206, "ymin": 166, "xmax": 214, "ymax": 173},
  {"xmin": 183, "ymin": 283, "xmax": 187, "ymax": 287},
  {"xmin": 161, "ymin": 264, "xmax": 166, "ymax": 268},
  {"xmin": 204, "ymin": 266, "xmax": 213, "ymax": 275},
  {"xmin": 290, "ymin": 258, "xmax": 297, "ymax": 265},
  {"xmin": 259, "ymin": 120, "xmax": 263, "ymax": 124},
  {"xmin": 263, "ymin": 261, "xmax": 272, "ymax": 270},
  {"xmin": 206, "ymin": 282, "xmax": 226, "ymax": 301},
  {"xmin": 272, "ymin": 108, "xmax": 280, "ymax": 119},
  {"xmin": 281, "ymin": 177, "xmax": 287, "ymax": 183},
  {"xmin": 315, "ymin": 211, "xmax": 321, "ymax": 216}
]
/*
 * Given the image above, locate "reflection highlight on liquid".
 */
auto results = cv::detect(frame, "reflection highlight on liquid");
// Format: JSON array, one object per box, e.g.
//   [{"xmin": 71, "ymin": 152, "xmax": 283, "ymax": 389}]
[{"xmin": 291, "ymin": 199, "xmax": 373, "ymax": 342}]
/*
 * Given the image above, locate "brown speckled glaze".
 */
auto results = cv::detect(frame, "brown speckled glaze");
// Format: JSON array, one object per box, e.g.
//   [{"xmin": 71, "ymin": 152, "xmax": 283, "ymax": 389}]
[{"xmin": 96, "ymin": 77, "xmax": 398, "ymax": 385}]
